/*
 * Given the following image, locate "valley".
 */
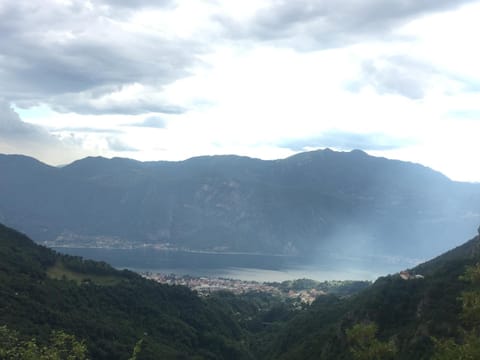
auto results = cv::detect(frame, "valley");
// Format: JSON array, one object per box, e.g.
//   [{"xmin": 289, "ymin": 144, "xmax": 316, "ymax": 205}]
[
  {"xmin": 2, "ymin": 1, "xmax": 479, "ymax": 358},
  {"xmin": 1, "ymin": 150, "xmax": 480, "ymax": 359},
  {"xmin": 2, "ymin": 221, "xmax": 480, "ymax": 359}
]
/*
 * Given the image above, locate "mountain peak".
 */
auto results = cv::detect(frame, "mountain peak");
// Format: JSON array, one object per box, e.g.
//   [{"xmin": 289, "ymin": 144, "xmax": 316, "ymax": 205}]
[{"xmin": 1, "ymin": 150, "xmax": 479, "ymax": 259}]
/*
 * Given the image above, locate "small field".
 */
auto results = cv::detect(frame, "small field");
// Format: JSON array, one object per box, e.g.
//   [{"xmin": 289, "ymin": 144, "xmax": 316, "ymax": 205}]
[{"xmin": 47, "ymin": 260, "xmax": 123, "ymax": 285}]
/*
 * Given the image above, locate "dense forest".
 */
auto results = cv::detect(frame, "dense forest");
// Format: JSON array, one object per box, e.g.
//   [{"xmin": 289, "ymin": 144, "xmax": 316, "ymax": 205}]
[
  {"xmin": 0, "ymin": 223, "xmax": 255, "ymax": 359},
  {"xmin": 2, "ymin": 222, "xmax": 480, "ymax": 359}
]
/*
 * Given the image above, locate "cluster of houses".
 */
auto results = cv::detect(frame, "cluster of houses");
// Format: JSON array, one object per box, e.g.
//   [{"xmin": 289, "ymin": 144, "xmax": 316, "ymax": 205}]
[{"xmin": 399, "ymin": 270, "xmax": 424, "ymax": 280}]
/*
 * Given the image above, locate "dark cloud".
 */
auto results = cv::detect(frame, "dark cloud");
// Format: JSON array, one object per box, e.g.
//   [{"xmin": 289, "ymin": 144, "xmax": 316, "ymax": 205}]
[
  {"xmin": 0, "ymin": 100, "xmax": 89, "ymax": 163},
  {"xmin": 0, "ymin": 100, "xmax": 45, "ymax": 137},
  {"xmin": 50, "ymin": 92, "xmax": 186, "ymax": 115},
  {"xmin": 216, "ymin": 0, "xmax": 476, "ymax": 50},
  {"xmin": 131, "ymin": 116, "xmax": 167, "ymax": 128},
  {"xmin": 282, "ymin": 130, "xmax": 414, "ymax": 152},
  {"xmin": 0, "ymin": 1, "xmax": 202, "ymax": 114},
  {"xmin": 2, "ymin": 0, "xmax": 475, "ymax": 118}
]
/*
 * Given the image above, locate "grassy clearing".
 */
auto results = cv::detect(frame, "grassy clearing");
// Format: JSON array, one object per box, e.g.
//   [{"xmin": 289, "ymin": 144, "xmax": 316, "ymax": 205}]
[{"xmin": 47, "ymin": 261, "xmax": 123, "ymax": 286}]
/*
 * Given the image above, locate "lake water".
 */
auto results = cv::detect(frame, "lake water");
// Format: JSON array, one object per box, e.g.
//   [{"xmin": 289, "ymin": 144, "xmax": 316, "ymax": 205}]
[{"xmin": 53, "ymin": 247, "xmax": 418, "ymax": 282}]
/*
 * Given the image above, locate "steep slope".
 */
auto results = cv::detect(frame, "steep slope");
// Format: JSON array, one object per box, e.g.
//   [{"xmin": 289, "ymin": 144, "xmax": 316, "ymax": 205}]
[
  {"xmin": 260, "ymin": 229, "xmax": 480, "ymax": 359},
  {"xmin": 0, "ymin": 223, "xmax": 252, "ymax": 360},
  {"xmin": 3, "ymin": 220, "xmax": 480, "ymax": 359},
  {"xmin": 0, "ymin": 150, "xmax": 479, "ymax": 258}
]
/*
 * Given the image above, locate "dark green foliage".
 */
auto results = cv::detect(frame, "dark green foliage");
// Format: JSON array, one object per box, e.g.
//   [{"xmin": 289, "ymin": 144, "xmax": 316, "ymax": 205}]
[
  {"xmin": 432, "ymin": 333, "xmax": 480, "ymax": 360},
  {"xmin": 0, "ymin": 223, "xmax": 252, "ymax": 359},
  {"xmin": 256, "ymin": 294, "xmax": 349, "ymax": 359},
  {"xmin": 346, "ymin": 323, "xmax": 396, "ymax": 360},
  {"xmin": 0, "ymin": 325, "xmax": 88, "ymax": 359},
  {"xmin": 4, "ymin": 220, "xmax": 480, "ymax": 359},
  {"xmin": 0, "ymin": 224, "xmax": 56, "ymax": 276},
  {"xmin": 256, "ymin": 232, "xmax": 480, "ymax": 359},
  {"xmin": 431, "ymin": 263, "xmax": 480, "ymax": 359}
]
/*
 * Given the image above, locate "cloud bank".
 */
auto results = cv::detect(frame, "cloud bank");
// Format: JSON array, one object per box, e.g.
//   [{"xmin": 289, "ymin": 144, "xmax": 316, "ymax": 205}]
[
  {"xmin": 1, "ymin": 0, "xmax": 480, "ymax": 180},
  {"xmin": 216, "ymin": 0, "xmax": 476, "ymax": 50},
  {"xmin": 0, "ymin": 100, "xmax": 90, "ymax": 164},
  {"xmin": 0, "ymin": 0, "xmax": 199, "ymax": 114}
]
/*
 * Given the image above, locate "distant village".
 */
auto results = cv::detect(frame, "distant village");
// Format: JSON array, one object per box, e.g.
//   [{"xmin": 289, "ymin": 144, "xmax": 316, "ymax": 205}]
[
  {"xmin": 399, "ymin": 270, "xmax": 424, "ymax": 280},
  {"xmin": 144, "ymin": 270, "xmax": 424, "ymax": 304},
  {"xmin": 143, "ymin": 272, "xmax": 326, "ymax": 304}
]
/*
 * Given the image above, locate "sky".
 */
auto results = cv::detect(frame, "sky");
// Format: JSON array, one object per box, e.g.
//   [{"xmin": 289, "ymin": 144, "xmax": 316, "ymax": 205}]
[{"xmin": 1, "ymin": 0, "xmax": 480, "ymax": 182}]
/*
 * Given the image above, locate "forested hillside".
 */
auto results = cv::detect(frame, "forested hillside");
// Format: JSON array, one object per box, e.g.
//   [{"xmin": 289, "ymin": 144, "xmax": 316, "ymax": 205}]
[
  {"xmin": 256, "ymin": 228, "xmax": 480, "ymax": 359},
  {"xmin": 0, "ymin": 223, "xmax": 253, "ymax": 359},
  {"xmin": 2, "ymin": 222, "xmax": 480, "ymax": 359}
]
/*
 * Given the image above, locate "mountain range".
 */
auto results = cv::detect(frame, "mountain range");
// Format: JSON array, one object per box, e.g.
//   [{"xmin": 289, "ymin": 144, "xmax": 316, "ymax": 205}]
[{"xmin": 1, "ymin": 149, "xmax": 479, "ymax": 259}]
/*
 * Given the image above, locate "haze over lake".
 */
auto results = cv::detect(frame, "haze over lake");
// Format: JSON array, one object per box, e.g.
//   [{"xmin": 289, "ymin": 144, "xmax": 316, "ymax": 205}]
[{"xmin": 53, "ymin": 247, "xmax": 420, "ymax": 282}]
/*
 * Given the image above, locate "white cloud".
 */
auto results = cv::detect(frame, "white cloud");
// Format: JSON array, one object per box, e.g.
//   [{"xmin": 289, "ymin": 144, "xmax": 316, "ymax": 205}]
[{"xmin": 1, "ymin": 0, "xmax": 480, "ymax": 181}]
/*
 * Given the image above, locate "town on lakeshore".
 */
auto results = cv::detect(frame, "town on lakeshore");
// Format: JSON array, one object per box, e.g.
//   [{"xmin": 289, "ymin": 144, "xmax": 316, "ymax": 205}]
[{"xmin": 143, "ymin": 272, "xmax": 371, "ymax": 304}]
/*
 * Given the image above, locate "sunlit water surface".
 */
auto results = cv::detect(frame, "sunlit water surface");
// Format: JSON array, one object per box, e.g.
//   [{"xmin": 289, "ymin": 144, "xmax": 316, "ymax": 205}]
[{"xmin": 53, "ymin": 247, "xmax": 421, "ymax": 282}]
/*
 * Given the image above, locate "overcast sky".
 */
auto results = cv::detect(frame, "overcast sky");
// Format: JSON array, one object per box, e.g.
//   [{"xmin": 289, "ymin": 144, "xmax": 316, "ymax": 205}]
[{"xmin": 1, "ymin": 0, "xmax": 480, "ymax": 182}]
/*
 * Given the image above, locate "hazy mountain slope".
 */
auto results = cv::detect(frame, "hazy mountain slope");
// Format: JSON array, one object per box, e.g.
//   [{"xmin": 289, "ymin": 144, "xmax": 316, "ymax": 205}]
[
  {"xmin": 261, "ymin": 229, "xmax": 480, "ymax": 359},
  {"xmin": 0, "ymin": 150, "xmax": 479, "ymax": 258},
  {"xmin": 0, "ymin": 223, "xmax": 252, "ymax": 360}
]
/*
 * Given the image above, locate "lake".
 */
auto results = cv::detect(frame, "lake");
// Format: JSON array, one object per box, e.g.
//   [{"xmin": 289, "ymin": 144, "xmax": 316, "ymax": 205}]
[{"xmin": 53, "ymin": 247, "xmax": 419, "ymax": 282}]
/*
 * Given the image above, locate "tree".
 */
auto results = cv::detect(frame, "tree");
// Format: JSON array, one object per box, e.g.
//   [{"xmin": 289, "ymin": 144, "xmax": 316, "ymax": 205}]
[
  {"xmin": 0, "ymin": 326, "xmax": 88, "ymax": 360},
  {"xmin": 346, "ymin": 322, "xmax": 396, "ymax": 360},
  {"xmin": 432, "ymin": 263, "xmax": 480, "ymax": 359}
]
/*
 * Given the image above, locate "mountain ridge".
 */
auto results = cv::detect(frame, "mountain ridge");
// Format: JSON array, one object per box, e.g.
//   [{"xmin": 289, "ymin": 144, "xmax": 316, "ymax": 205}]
[{"xmin": 1, "ymin": 149, "xmax": 479, "ymax": 259}]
